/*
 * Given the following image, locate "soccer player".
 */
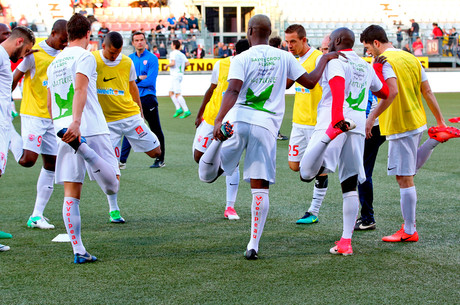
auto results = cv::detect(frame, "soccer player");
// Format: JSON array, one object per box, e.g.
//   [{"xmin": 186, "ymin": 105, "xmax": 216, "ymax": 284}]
[
  {"xmin": 121, "ymin": 31, "xmax": 166, "ymax": 169},
  {"xmin": 93, "ymin": 31, "xmax": 161, "ymax": 222},
  {"xmin": 284, "ymin": 24, "xmax": 328, "ymax": 225},
  {"xmin": 193, "ymin": 39, "xmax": 250, "ymax": 220},
  {"xmin": 0, "ymin": 26, "xmax": 35, "ymax": 252},
  {"xmin": 198, "ymin": 14, "xmax": 341, "ymax": 260},
  {"xmin": 47, "ymin": 13, "xmax": 120, "ymax": 264},
  {"xmin": 299, "ymin": 28, "xmax": 389, "ymax": 255},
  {"xmin": 11, "ymin": 19, "xmax": 68, "ymax": 230},
  {"xmin": 167, "ymin": 39, "xmax": 191, "ymax": 119},
  {"xmin": 360, "ymin": 25, "xmax": 459, "ymax": 243}
]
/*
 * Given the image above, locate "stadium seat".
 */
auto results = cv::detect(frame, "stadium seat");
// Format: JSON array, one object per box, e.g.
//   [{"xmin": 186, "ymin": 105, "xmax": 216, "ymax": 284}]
[
  {"xmin": 121, "ymin": 23, "xmax": 131, "ymax": 32},
  {"xmin": 110, "ymin": 23, "xmax": 122, "ymax": 31}
]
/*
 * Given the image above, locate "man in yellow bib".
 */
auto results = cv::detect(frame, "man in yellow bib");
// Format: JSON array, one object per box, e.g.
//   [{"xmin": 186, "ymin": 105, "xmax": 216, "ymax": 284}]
[
  {"xmin": 284, "ymin": 24, "xmax": 329, "ymax": 225},
  {"xmin": 360, "ymin": 25, "xmax": 459, "ymax": 243},
  {"xmin": 93, "ymin": 31, "xmax": 161, "ymax": 223},
  {"xmin": 193, "ymin": 39, "xmax": 250, "ymax": 220},
  {"xmin": 11, "ymin": 20, "xmax": 68, "ymax": 230}
]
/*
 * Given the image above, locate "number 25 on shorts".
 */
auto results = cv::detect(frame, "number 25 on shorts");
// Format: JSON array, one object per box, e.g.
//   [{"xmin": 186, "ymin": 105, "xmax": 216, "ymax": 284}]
[{"xmin": 288, "ymin": 145, "xmax": 299, "ymax": 157}]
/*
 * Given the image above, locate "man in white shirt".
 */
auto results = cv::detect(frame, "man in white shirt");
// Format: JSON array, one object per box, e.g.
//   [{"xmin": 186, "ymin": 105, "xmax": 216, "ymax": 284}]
[
  {"xmin": 11, "ymin": 19, "xmax": 68, "ymax": 230},
  {"xmin": 299, "ymin": 28, "xmax": 389, "ymax": 255},
  {"xmin": 198, "ymin": 15, "xmax": 340, "ymax": 260},
  {"xmin": 0, "ymin": 26, "xmax": 35, "ymax": 252},
  {"xmin": 167, "ymin": 39, "xmax": 191, "ymax": 118},
  {"xmin": 47, "ymin": 13, "xmax": 120, "ymax": 264}
]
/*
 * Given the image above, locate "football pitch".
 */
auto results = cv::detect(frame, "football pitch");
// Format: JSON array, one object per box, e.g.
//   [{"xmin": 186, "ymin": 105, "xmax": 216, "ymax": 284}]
[{"xmin": 1, "ymin": 93, "xmax": 459, "ymax": 304}]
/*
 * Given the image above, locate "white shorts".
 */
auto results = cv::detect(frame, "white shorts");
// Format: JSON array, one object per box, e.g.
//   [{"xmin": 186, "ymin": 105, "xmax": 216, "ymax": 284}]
[
  {"xmin": 387, "ymin": 131, "xmax": 423, "ymax": 176},
  {"xmin": 221, "ymin": 122, "xmax": 277, "ymax": 184},
  {"xmin": 108, "ymin": 114, "xmax": 160, "ymax": 160},
  {"xmin": 288, "ymin": 124, "xmax": 315, "ymax": 162},
  {"xmin": 308, "ymin": 130, "xmax": 366, "ymax": 184},
  {"xmin": 21, "ymin": 115, "xmax": 58, "ymax": 155},
  {"xmin": 55, "ymin": 134, "xmax": 120, "ymax": 184},
  {"xmin": 170, "ymin": 75, "xmax": 183, "ymax": 94},
  {"xmin": 0, "ymin": 122, "xmax": 9, "ymax": 175},
  {"xmin": 193, "ymin": 120, "xmax": 214, "ymax": 154}
]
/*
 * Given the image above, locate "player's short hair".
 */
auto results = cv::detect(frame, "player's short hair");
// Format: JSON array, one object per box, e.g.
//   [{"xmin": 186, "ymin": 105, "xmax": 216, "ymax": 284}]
[
  {"xmin": 172, "ymin": 39, "xmax": 180, "ymax": 49},
  {"xmin": 131, "ymin": 31, "xmax": 145, "ymax": 41},
  {"xmin": 105, "ymin": 31, "xmax": 123, "ymax": 49},
  {"xmin": 235, "ymin": 39, "xmax": 250, "ymax": 54},
  {"xmin": 360, "ymin": 25, "xmax": 389, "ymax": 44},
  {"xmin": 51, "ymin": 19, "xmax": 67, "ymax": 34},
  {"xmin": 67, "ymin": 13, "xmax": 91, "ymax": 41},
  {"xmin": 285, "ymin": 24, "xmax": 306, "ymax": 39},
  {"xmin": 268, "ymin": 36, "xmax": 281, "ymax": 48},
  {"xmin": 10, "ymin": 26, "xmax": 35, "ymax": 45}
]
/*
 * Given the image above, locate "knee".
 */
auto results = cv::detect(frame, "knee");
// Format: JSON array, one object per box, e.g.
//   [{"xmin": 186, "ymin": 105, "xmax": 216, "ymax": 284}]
[
  {"xmin": 299, "ymin": 167, "xmax": 315, "ymax": 182},
  {"xmin": 194, "ymin": 150, "xmax": 203, "ymax": 164},
  {"xmin": 288, "ymin": 161, "xmax": 300, "ymax": 172},
  {"xmin": 18, "ymin": 158, "xmax": 36, "ymax": 168},
  {"xmin": 341, "ymin": 175, "xmax": 358, "ymax": 193},
  {"xmin": 104, "ymin": 179, "xmax": 120, "ymax": 195}
]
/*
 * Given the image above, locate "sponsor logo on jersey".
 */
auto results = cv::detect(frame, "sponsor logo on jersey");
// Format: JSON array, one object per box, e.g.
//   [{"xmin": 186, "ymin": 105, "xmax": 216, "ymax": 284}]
[
  {"xmin": 28, "ymin": 134, "xmax": 35, "ymax": 141},
  {"xmin": 295, "ymin": 87, "xmax": 310, "ymax": 94},
  {"xmin": 97, "ymin": 88, "xmax": 125, "ymax": 96},
  {"xmin": 143, "ymin": 60, "xmax": 148, "ymax": 65},
  {"xmin": 136, "ymin": 126, "xmax": 147, "ymax": 138},
  {"xmin": 197, "ymin": 135, "xmax": 203, "ymax": 142},
  {"xmin": 103, "ymin": 77, "xmax": 117, "ymax": 82},
  {"xmin": 42, "ymin": 80, "xmax": 48, "ymax": 87}
]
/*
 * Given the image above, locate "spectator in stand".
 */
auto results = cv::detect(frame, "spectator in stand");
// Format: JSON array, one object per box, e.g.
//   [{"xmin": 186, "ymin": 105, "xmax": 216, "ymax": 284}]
[
  {"xmin": 155, "ymin": 20, "xmax": 166, "ymax": 46},
  {"xmin": 218, "ymin": 44, "xmax": 230, "ymax": 58},
  {"xmin": 18, "ymin": 15, "xmax": 28, "ymax": 27},
  {"xmin": 409, "ymin": 18, "xmax": 419, "ymax": 43},
  {"xmin": 147, "ymin": 28, "xmax": 155, "ymax": 49},
  {"xmin": 188, "ymin": 14, "xmax": 199, "ymax": 31},
  {"xmin": 228, "ymin": 43, "xmax": 235, "ymax": 56},
  {"xmin": 432, "ymin": 22, "xmax": 443, "ymax": 55},
  {"xmin": 403, "ymin": 43, "xmax": 411, "ymax": 53},
  {"xmin": 167, "ymin": 13, "xmax": 177, "ymax": 30},
  {"xmin": 412, "ymin": 36, "xmax": 423, "ymax": 56},
  {"xmin": 178, "ymin": 13, "xmax": 188, "ymax": 29},
  {"xmin": 214, "ymin": 42, "xmax": 222, "ymax": 57},
  {"xmin": 98, "ymin": 22, "xmax": 109, "ymax": 49},
  {"xmin": 178, "ymin": 27, "xmax": 189, "ymax": 49},
  {"xmin": 189, "ymin": 34, "xmax": 197, "ymax": 50},
  {"xmin": 152, "ymin": 45, "xmax": 160, "ymax": 58},
  {"xmin": 446, "ymin": 27, "xmax": 457, "ymax": 56},
  {"xmin": 168, "ymin": 27, "xmax": 177, "ymax": 44},
  {"xmin": 191, "ymin": 44, "xmax": 205, "ymax": 58},
  {"xmin": 396, "ymin": 26, "xmax": 403, "ymax": 49},
  {"xmin": 179, "ymin": 42, "xmax": 189, "ymax": 57},
  {"xmin": 10, "ymin": 20, "xmax": 17, "ymax": 30},
  {"xmin": 158, "ymin": 42, "xmax": 167, "ymax": 58},
  {"xmin": 281, "ymin": 40, "xmax": 288, "ymax": 51}
]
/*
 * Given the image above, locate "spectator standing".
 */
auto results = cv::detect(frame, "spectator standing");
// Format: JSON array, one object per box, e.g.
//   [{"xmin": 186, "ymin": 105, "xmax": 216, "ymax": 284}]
[
  {"xmin": 158, "ymin": 42, "xmax": 167, "ymax": 58},
  {"xmin": 396, "ymin": 26, "xmax": 403, "ymax": 49},
  {"xmin": 412, "ymin": 36, "xmax": 423, "ymax": 56},
  {"xmin": 228, "ymin": 43, "xmax": 235, "ymax": 56},
  {"xmin": 409, "ymin": 19, "xmax": 419, "ymax": 43},
  {"xmin": 155, "ymin": 20, "xmax": 166, "ymax": 46},
  {"xmin": 433, "ymin": 22, "xmax": 443, "ymax": 54},
  {"xmin": 168, "ymin": 27, "xmax": 177, "ymax": 44},
  {"xmin": 98, "ymin": 22, "xmax": 109, "ymax": 48},
  {"xmin": 18, "ymin": 15, "xmax": 28, "ymax": 27}
]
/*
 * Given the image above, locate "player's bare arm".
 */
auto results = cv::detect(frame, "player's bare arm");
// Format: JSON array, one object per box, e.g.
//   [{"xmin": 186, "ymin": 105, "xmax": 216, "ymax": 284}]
[
  {"xmin": 195, "ymin": 83, "xmax": 217, "ymax": 128},
  {"xmin": 421, "ymin": 80, "xmax": 446, "ymax": 127},
  {"xmin": 296, "ymin": 51, "xmax": 343, "ymax": 89},
  {"xmin": 47, "ymin": 88, "xmax": 52, "ymax": 119},
  {"xmin": 62, "ymin": 73, "xmax": 88, "ymax": 143},
  {"xmin": 12, "ymin": 68, "xmax": 25, "ymax": 91},
  {"xmin": 286, "ymin": 78, "xmax": 295, "ymax": 89},
  {"xmin": 129, "ymin": 80, "xmax": 144, "ymax": 118},
  {"xmin": 166, "ymin": 59, "xmax": 175, "ymax": 68},
  {"xmin": 213, "ymin": 79, "xmax": 243, "ymax": 140},
  {"xmin": 365, "ymin": 77, "xmax": 398, "ymax": 138}
]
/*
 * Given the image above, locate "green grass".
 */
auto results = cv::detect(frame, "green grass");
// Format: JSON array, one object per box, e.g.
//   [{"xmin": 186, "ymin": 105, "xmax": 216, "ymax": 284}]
[{"xmin": 1, "ymin": 93, "xmax": 459, "ymax": 304}]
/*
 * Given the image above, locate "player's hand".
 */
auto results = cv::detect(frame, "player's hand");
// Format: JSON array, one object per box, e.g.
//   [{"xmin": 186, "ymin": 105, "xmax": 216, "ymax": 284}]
[
  {"xmin": 324, "ymin": 51, "xmax": 347, "ymax": 61},
  {"xmin": 334, "ymin": 119, "xmax": 349, "ymax": 131},
  {"xmin": 139, "ymin": 75, "xmax": 147, "ymax": 80},
  {"xmin": 365, "ymin": 117, "xmax": 375, "ymax": 139},
  {"xmin": 24, "ymin": 49, "xmax": 39, "ymax": 57},
  {"xmin": 213, "ymin": 123, "xmax": 225, "ymax": 141},
  {"xmin": 62, "ymin": 121, "xmax": 81, "ymax": 143},
  {"xmin": 195, "ymin": 115, "xmax": 203, "ymax": 128},
  {"xmin": 373, "ymin": 55, "xmax": 387, "ymax": 65}
]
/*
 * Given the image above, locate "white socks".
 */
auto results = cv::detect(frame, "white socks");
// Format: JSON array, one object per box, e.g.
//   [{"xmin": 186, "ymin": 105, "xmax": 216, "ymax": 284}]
[
  {"xmin": 247, "ymin": 189, "xmax": 269, "ymax": 253},
  {"xmin": 31, "ymin": 168, "xmax": 55, "ymax": 218},
  {"xmin": 308, "ymin": 186, "xmax": 327, "ymax": 216},
  {"xmin": 400, "ymin": 186, "xmax": 417, "ymax": 235},
  {"xmin": 198, "ymin": 140, "xmax": 222, "ymax": 183},
  {"xmin": 171, "ymin": 95, "xmax": 181, "ymax": 110},
  {"xmin": 77, "ymin": 143, "xmax": 119, "ymax": 195},
  {"xmin": 416, "ymin": 138, "xmax": 440, "ymax": 171},
  {"xmin": 342, "ymin": 191, "xmax": 359, "ymax": 239},
  {"xmin": 299, "ymin": 133, "xmax": 330, "ymax": 181},
  {"xmin": 177, "ymin": 95, "xmax": 189, "ymax": 112},
  {"xmin": 107, "ymin": 193, "xmax": 119, "ymax": 212},
  {"xmin": 63, "ymin": 197, "xmax": 86, "ymax": 255},
  {"xmin": 9, "ymin": 127, "xmax": 23, "ymax": 162},
  {"xmin": 226, "ymin": 166, "xmax": 239, "ymax": 208}
]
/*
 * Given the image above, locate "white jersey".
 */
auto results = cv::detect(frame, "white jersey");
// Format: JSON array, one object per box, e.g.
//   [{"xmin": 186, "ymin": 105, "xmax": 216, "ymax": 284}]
[
  {"xmin": 169, "ymin": 50, "xmax": 188, "ymax": 76},
  {"xmin": 316, "ymin": 50, "xmax": 382, "ymax": 136},
  {"xmin": 47, "ymin": 46, "xmax": 109, "ymax": 137},
  {"xmin": 225, "ymin": 45, "xmax": 306, "ymax": 136},
  {"xmin": 0, "ymin": 46, "xmax": 12, "ymax": 125},
  {"xmin": 17, "ymin": 40, "xmax": 60, "ymax": 78}
]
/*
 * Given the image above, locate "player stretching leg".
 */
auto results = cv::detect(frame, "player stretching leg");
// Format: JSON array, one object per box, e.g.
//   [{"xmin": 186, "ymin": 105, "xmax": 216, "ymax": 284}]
[
  {"xmin": 300, "ymin": 28, "xmax": 389, "ymax": 255},
  {"xmin": 47, "ymin": 14, "xmax": 120, "ymax": 263},
  {"xmin": 193, "ymin": 39, "xmax": 250, "ymax": 220},
  {"xmin": 93, "ymin": 31, "xmax": 161, "ymax": 223},
  {"xmin": 199, "ymin": 15, "xmax": 340, "ymax": 259}
]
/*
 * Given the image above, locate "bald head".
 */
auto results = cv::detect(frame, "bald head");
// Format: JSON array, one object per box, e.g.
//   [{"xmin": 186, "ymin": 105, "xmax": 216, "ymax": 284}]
[
  {"xmin": 329, "ymin": 27, "xmax": 355, "ymax": 52},
  {"xmin": 52, "ymin": 19, "xmax": 67, "ymax": 34},
  {"xmin": 48, "ymin": 19, "xmax": 68, "ymax": 50},
  {"xmin": 248, "ymin": 14, "xmax": 271, "ymax": 44},
  {"xmin": 0, "ymin": 23, "xmax": 11, "ymax": 43}
]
